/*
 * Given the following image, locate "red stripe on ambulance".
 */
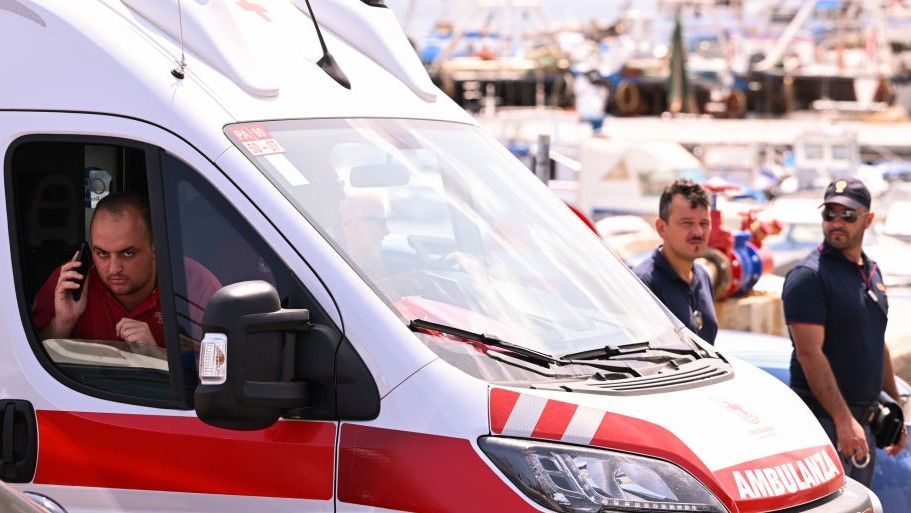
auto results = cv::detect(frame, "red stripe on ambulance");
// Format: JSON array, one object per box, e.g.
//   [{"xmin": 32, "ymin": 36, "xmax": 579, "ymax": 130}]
[
  {"xmin": 35, "ymin": 411, "xmax": 335, "ymax": 498},
  {"xmin": 489, "ymin": 387, "xmax": 520, "ymax": 434},
  {"xmin": 531, "ymin": 399, "xmax": 577, "ymax": 440},
  {"xmin": 338, "ymin": 424, "xmax": 540, "ymax": 512}
]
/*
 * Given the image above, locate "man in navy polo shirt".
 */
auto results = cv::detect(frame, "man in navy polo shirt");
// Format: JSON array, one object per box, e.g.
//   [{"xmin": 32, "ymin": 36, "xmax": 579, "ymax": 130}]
[
  {"xmin": 783, "ymin": 177, "xmax": 907, "ymax": 486},
  {"xmin": 634, "ymin": 179, "xmax": 717, "ymax": 344}
]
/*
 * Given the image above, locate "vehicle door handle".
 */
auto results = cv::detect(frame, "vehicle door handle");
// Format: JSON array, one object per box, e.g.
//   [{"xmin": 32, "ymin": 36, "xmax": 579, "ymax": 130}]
[
  {"xmin": 1, "ymin": 403, "xmax": 13, "ymax": 463},
  {"xmin": 0, "ymin": 400, "xmax": 37, "ymax": 483}
]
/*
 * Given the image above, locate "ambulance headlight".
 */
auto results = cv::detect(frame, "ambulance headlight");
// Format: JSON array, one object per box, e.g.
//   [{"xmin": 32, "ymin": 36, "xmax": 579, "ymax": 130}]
[{"xmin": 478, "ymin": 437, "xmax": 727, "ymax": 513}]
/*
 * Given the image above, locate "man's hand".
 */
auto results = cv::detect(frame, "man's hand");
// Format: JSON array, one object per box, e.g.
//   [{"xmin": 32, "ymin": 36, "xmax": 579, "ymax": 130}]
[
  {"xmin": 55, "ymin": 256, "xmax": 90, "ymax": 321},
  {"xmin": 834, "ymin": 415, "xmax": 870, "ymax": 461},
  {"xmin": 116, "ymin": 318, "xmax": 155, "ymax": 346},
  {"xmin": 41, "ymin": 255, "xmax": 90, "ymax": 339},
  {"xmin": 885, "ymin": 425, "xmax": 908, "ymax": 457},
  {"xmin": 790, "ymin": 323, "xmax": 869, "ymax": 460}
]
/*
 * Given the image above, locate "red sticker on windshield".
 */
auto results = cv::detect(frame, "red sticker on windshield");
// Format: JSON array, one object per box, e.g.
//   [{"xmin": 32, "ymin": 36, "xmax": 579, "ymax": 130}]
[{"xmin": 228, "ymin": 124, "xmax": 285, "ymax": 156}]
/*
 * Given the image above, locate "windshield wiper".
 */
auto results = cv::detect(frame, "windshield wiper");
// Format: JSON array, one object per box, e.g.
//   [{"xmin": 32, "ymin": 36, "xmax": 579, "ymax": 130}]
[
  {"xmin": 409, "ymin": 319, "xmax": 643, "ymax": 377},
  {"xmin": 563, "ymin": 342, "xmax": 651, "ymax": 360},
  {"xmin": 562, "ymin": 342, "xmax": 700, "ymax": 361},
  {"xmin": 409, "ymin": 318, "xmax": 559, "ymax": 366}
]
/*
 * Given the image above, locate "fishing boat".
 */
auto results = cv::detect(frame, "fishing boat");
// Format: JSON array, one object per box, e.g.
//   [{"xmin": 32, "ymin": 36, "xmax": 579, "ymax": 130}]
[{"xmin": 422, "ymin": 0, "xmax": 574, "ymax": 111}]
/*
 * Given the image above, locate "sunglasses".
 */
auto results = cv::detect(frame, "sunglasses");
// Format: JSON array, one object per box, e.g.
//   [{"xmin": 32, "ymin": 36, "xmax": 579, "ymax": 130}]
[{"xmin": 821, "ymin": 208, "xmax": 860, "ymax": 224}]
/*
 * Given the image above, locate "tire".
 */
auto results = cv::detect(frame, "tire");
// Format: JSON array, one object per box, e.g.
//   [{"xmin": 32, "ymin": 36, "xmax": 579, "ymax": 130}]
[
  {"xmin": 874, "ymin": 78, "xmax": 894, "ymax": 104},
  {"xmin": 725, "ymin": 90, "xmax": 747, "ymax": 118},
  {"xmin": 615, "ymin": 80, "xmax": 641, "ymax": 116},
  {"xmin": 701, "ymin": 247, "xmax": 733, "ymax": 301}
]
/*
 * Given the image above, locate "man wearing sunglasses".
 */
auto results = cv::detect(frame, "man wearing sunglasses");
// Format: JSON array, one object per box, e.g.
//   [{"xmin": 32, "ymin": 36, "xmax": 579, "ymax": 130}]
[{"xmin": 782, "ymin": 177, "xmax": 907, "ymax": 486}]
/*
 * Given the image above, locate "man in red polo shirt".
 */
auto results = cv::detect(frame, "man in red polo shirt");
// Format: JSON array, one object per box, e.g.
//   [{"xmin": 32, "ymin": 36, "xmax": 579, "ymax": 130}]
[{"xmin": 32, "ymin": 193, "xmax": 163, "ymax": 347}]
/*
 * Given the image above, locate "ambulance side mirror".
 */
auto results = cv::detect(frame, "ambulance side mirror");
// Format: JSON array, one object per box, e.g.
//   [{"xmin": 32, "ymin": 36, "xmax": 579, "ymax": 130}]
[{"xmin": 194, "ymin": 280, "xmax": 311, "ymax": 430}]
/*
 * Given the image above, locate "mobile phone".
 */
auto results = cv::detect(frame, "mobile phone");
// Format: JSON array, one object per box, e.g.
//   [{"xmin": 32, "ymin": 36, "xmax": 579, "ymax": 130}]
[{"xmin": 70, "ymin": 241, "xmax": 92, "ymax": 301}]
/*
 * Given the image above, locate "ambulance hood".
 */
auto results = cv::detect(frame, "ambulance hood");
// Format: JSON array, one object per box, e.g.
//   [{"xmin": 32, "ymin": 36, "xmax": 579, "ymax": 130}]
[{"xmin": 487, "ymin": 358, "xmax": 844, "ymax": 513}]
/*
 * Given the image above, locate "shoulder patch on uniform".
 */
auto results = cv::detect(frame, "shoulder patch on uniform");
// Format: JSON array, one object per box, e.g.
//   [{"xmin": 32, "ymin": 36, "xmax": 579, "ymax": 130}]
[{"xmin": 877, "ymin": 282, "xmax": 887, "ymax": 292}]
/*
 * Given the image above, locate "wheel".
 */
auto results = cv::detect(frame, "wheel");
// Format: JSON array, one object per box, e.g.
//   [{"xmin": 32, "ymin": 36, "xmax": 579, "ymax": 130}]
[
  {"xmin": 725, "ymin": 90, "xmax": 747, "ymax": 118},
  {"xmin": 701, "ymin": 247, "xmax": 732, "ymax": 301},
  {"xmin": 428, "ymin": 250, "xmax": 467, "ymax": 271},
  {"xmin": 615, "ymin": 79, "xmax": 641, "ymax": 116}
]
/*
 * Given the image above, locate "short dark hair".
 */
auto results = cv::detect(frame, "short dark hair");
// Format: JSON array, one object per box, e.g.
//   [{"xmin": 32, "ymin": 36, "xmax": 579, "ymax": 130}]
[
  {"xmin": 91, "ymin": 192, "xmax": 152, "ymax": 241},
  {"xmin": 658, "ymin": 179, "xmax": 710, "ymax": 221}
]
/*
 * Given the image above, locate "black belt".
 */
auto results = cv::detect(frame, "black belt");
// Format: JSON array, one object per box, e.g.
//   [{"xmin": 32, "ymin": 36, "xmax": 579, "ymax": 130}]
[{"xmin": 794, "ymin": 391, "xmax": 879, "ymax": 425}]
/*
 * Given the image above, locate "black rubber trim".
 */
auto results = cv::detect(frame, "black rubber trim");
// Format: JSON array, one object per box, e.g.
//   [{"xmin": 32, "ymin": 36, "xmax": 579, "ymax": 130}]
[
  {"xmin": 146, "ymin": 148, "xmax": 188, "ymax": 405},
  {"xmin": 529, "ymin": 359, "xmax": 734, "ymax": 396}
]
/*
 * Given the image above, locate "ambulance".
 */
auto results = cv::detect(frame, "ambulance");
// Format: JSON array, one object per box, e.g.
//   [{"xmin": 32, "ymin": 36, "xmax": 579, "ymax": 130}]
[{"xmin": 0, "ymin": 1, "xmax": 882, "ymax": 512}]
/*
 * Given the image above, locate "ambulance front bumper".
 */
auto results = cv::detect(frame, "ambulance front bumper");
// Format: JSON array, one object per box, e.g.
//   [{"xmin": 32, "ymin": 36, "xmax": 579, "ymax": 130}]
[{"xmin": 797, "ymin": 477, "xmax": 881, "ymax": 513}]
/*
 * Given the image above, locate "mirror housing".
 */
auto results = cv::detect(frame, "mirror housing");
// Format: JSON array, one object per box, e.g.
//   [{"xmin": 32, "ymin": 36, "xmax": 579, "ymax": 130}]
[
  {"xmin": 194, "ymin": 281, "xmax": 310, "ymax": 430},
  {"xmin": 194, "ymin": 280, "xmax": 381, "ymax": 430}
]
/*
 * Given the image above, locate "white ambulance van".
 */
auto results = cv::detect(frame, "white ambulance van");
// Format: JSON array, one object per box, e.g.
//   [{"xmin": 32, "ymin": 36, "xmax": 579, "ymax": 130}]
[{"xmin": 0, "ymin": 1, "xmax": 882, "ymax": 512}]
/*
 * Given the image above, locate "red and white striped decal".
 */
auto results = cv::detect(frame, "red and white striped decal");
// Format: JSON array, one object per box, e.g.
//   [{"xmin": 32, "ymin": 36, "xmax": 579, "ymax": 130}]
[
  {"xmin": 491, "ymin": 387, "xmax": 603, "ymax": 444},
  {"xmin": 489, "ymin": 388, "xmax": 843, "ymax": 513}
]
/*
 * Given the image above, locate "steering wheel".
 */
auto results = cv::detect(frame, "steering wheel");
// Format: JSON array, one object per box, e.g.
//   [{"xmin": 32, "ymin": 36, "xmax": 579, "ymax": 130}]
[{"xmin": 427, "ymin": 250, "xmax": 470, "ymax": 272}]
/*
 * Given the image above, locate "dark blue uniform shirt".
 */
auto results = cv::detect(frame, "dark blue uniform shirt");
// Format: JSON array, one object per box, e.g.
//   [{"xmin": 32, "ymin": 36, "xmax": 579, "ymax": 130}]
[
  {"xmin": 634, "ymin": 247, "xmax": 718, "ymax": 344},
  {"xmin": 782, "ymin": 242, "xmax": 888, "ymax": 408}
]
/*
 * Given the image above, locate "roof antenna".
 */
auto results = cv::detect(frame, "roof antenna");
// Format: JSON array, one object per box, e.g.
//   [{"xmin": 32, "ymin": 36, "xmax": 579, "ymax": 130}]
[
  {"xmin": 171, "ymin": 0, "xmax": 187, "ymax": 79},
  {"xmin": 302, "ymin": 0, "xmax": 351, "ymax": 89}
]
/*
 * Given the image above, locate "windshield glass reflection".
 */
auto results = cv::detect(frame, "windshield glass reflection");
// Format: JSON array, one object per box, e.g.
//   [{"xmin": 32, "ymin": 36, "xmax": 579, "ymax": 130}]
[{"xmin": 226, "ymin": 118, "xmax": 691, "ymax": 356}]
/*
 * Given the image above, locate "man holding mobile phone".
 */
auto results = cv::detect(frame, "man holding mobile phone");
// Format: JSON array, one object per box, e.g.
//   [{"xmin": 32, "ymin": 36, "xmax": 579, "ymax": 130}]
[{"xmin": 32, "ymin": 193, "xmax": 163, "ymax": 347}]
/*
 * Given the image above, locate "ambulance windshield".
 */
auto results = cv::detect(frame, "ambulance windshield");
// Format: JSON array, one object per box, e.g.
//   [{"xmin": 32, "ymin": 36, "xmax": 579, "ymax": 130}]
[{"xmin": 226, "ymin": 119, "xmax": 695, "ymax": 356}]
